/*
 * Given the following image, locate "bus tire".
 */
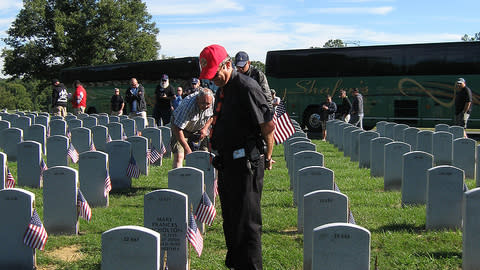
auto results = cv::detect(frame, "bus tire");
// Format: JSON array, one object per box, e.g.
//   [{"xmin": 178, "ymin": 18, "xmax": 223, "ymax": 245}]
[{"xmin": 304, "ymin": 107, "xmax": 323, "ymax": 132}]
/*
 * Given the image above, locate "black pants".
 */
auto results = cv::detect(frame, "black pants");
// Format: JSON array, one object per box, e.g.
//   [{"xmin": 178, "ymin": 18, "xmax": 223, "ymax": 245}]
[
  {"xmin": 218, "ymin": 156, "xmax": 264, "ymax": 270},
  {"xmin": 153, "ymin": 107, "xmax": 171, "ymax": 126}
]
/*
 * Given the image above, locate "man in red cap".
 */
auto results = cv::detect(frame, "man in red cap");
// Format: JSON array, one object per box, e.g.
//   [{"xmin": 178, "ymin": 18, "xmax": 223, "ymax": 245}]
[{"xmin": 200, "ymin": 44, "xmax": 274, "ymax": 270}]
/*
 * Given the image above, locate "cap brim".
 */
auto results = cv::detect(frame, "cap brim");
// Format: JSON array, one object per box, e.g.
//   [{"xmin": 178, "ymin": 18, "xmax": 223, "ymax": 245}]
[{"xmin": 235, "ymin": 60, "xmax": 247, "ymax": 68}]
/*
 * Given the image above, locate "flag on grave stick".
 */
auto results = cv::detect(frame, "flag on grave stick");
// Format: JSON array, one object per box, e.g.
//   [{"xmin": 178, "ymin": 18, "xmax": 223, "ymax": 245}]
[
  {"xmin": 104, "ymin": 170, "xmax": 112, "ymax": 197},
  {"xmin": 106, "ymin": 134, "xmax": 112, "ymax": 143},
  {"xmin": 126, "ymin": 155, "xmax": 140, "ymax": 178},
  {"xmin": 90, "ymin": 141, "xmax": 96, "ymax": 151},
  {"xmin": 273, "ymin": 100, "xmax": 295, "ymax": 144},
  {"xmin": 187, "ymin": 211, "xmax": 203, "ymax": 257},
  {"xmin": 23, "ymin": 209, "xmax": 48, "ymax": 250},
  {"xmin": 6, "ymin": 168, "xmax": 15, "ymax": 188},
  {"xmin": 148, "ymin": 145, "xmax": 162, "ymax": 164},
  {"xmin": 39, "ymin": 158, "xmax": 48, "ymax": 181},
  {"xmin": 195, "ymin": 192, "xmax": 216, "ymax": 226},
  {"xmin": 77, "ymin": 189, "xmax": 92, "ymax": 221},
  {"xmin": 67, "ymin": 143, "xmax": 79, "ymax": 163}
]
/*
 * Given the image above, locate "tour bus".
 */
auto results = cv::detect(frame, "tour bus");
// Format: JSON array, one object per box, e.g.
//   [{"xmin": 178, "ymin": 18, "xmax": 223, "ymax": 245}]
[
  {"xmin": 265, "ymin": 41, "xmax": 480, "ymax": 131},
  {"xmin": 60, "ymin": 57, "xmax": 202, "ymax": 114}
]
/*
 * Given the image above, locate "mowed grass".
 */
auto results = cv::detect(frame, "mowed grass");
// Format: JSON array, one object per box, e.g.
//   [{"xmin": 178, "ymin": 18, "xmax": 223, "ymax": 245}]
[{"xmin": 8, "ymin": 139, "xmax": 471, "ymax": 270}]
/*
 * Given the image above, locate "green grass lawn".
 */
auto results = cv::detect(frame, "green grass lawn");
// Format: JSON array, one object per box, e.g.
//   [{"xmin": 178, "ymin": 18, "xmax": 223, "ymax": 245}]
[{"xmin": 9, "ymin": 139, "xmax": 471, "ymax": 270}]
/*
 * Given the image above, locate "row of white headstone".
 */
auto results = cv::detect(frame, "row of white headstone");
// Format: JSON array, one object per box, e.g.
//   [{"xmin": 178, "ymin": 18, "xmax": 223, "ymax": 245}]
[
  {"xmin": 326, "ymin": 119, "xmax": 480, "ymax": 270},
  {"xmin": 0, "ymin": 111, "xmax": 219, "ymax": 270},
  {"xmin": 286, "ymin": 120, "xmax": 371, "ymax": 270}
]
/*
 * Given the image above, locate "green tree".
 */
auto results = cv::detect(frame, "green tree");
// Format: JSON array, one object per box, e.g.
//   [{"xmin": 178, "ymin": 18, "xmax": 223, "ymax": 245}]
[
  {"xmin": 323, "ymin": 39, "xmax": 346, "ymax": 48},
  {"xmin": 0, "ymin": 80, "xmax": 34, "ymax": 110},
  {"xmin": 461, "ymin": 32, "xmax": 480, "ymax": 41},
  {"xmin": 2, "ymin": 0, "xmax": 160, "ymax": 80},
  {"xmin": 250, "ymin": 61, "xmax": 265, "ymax": 73}
]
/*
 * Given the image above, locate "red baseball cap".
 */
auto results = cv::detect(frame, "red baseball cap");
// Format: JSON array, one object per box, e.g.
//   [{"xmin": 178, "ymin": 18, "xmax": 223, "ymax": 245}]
[{"xmin": 199, "ymin": 44, "xmax": 228, "ymax": 80}]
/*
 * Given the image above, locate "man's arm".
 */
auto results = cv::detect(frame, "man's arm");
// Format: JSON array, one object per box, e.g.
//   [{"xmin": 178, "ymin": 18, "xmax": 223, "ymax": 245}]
[
  {"xmin": 199, "ymin": 117, "xmax": 214, "ymax": 140},
  {"xmin": 172, "ymin": 124, "xmax": 192, "ymax": 155},
  {"xmin": 260, "ymin": 120, "xmax": 275, "ymax": 170}
]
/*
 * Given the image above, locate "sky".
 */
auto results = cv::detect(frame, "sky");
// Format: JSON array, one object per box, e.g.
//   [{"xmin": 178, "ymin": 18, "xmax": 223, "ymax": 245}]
[{"xmin": 0, "ymin": 0, "xmax": 479, "ymax": 77}]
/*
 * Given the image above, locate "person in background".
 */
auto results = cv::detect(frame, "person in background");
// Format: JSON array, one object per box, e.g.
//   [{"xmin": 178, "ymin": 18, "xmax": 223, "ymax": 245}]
[
  {"xmin": 320, "ymin": 95, "xmax": 337, "ymax": 141},
  {"xmin": 170, "ymin": 87, "xmax": 214, "ymax": 168},
  {"xmin": 172, "ymin": 86, "xmax": 183, "ymax": 110},
  {"xmin": 51, "ymin": 78, "xmax": 69, "ymax": 117},
  {"xmin": 153, "ymin": 74, "xmax": 175, "ymax": 126},
  {"xmin": 110, "ymin": 88, "xmax": 124, "ymax": 115},
  {"xmin": 199, "ymin": 44, "xmax": 274, "ymax": 270},
  {"xmin": 454, "ymin": 78, "xmax": 473, "ymax": 137},
  {"xmin": 349, "ymin": 88, "xmax": 364, "ymax": 129},
  {"xmin": 339, "ymin": 89, "xmax": 352, "ymax": 123},
  {"xmin": 71, "ymin": 80, "xmax": 87, "ymax": 115},
  {"xmin": 125, "ymin": 78, "xmax": 147, "ymax": 124},
  {"xmin": 234, "ymin": 51, "xmax": 273, "ymax": 111},
  {"xmin": 183, "ymin": 77, "xmax": 201, "ymax": 98}
]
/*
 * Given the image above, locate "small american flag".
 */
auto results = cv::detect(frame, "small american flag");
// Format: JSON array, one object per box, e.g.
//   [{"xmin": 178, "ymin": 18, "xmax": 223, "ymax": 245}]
[
  {"xmin": 90, "ymin": 141, "xmax": 96, "ymax": 151},
  {"xmin": 40, "ymin": 158, "xmax": 48, "ymax": 181},
  {"xmin": 23, "ymin": 209, "xmax": 48, "ymax": 250},
  {"xmin": 195, "ymin": 192, "xmax": 216, "ymax": 226},
  {"xmin": 187, "ymin": 211, "xmax": 203, "ymax": 257},
  {"xmin": 67, "ymin": 143, "xmax": 79, "ymax": 163},
  {"xmin": 160, "ymin": 142, "xmax": 167, "ymax": 156},
  {"xmin": 46, "ymin": 126, "xmax": 50, "ymax": 137},
  {"xmin": 77, "ymin": 189, "xmax": 92, "ymax": 221},
  {"xmin": 6, "ymin": 168, "xmax": 15, "ymax": 188},
  {"xmin": 148, "ymin": 145, "xmax": 162, "ymax": 164},
  {"xmin": 273, "ymin": 100, "xmax": 295, "ymax": 144},
  {"xmin": 122, "ymin": 131, "xmax": 128, "ymax": 140},
  {"xmin": 106, "ymin": 134, "xmax": 112, "ymax": 143},
  {"xmin": 104, "ymin": 171, "xmax": 112, "ymax": 197},
  {"xmin": 66, "ymin": 129, "xmax": 71, "ymax": 139},
  {"xmin": 126, "ymin": 155, "xmax": 140, "ymax": 178}
]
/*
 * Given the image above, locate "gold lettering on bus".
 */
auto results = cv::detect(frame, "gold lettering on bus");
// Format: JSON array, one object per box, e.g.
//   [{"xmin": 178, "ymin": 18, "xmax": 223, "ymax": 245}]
[{"xmin": 398, "ymin": 78, "xmax": 480, "ymax": 108}]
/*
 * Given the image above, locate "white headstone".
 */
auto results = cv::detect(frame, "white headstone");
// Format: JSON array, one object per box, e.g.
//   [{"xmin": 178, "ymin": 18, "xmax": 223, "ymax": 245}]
[
  {"xmin": 296, "ymin": 166, "xmax": 334, "ymax": 232},
  {"xmin": 358, "ymin": 131, "xmax": 379, "ymax": 168},
  {"xmin": 46, "ymin": 135, "xmax": 69, "ymax": 167},
  {"xmin": 106, "ymin": 140, "xmax": 132, "ymax": 189},
  {"xmin": 144, "ymin": 189, "xmax": 188, "ymax": 270},
  {"xmin": 416, "ymin": 130, "xmax": 433, "ymax": 154},
  {"xmin": 2, "ymin": 127, "xmax": 23, "ymax": 161},
  {"xmin": 453, "ymin": 138, "xmax": 476, "ymax": 179},
  {"xmin": 71, "ymin": 127, "xmax": 92, "ymax": 153},
  {"xmin": 312, "ymin": 223, "xmax": 370, "ymax": 270},
  {"xmin": 293, "ymin": 151, "xmax": 324, "ymax": 205},
  {"xmin": 127, "ymin": 136, "xmax": 148, "ymax": 176},
  {"xmin": 401, "ymin": 151, "xmax": 433, "ymax": 205},
  {"xmin": 168, "ymin": 167, "xmax": 204, "ymax": 233},
  {"xmin": 17, "ymin": 141, "xmax": 42, "ymax": 188},
  {"xmin": 432, "ymin": 131, "xmax": 453, "ymax": 166},
  {"xmin": 185, "ymin": 151, "xmax": 216, "ymax": 204},
  {"xmin": 0, "ymin": 188, "xmax": 36, "ymax": 269},
  {"xmin": 462, "ymin": 187, "xmax": 480, "ymax": 270},
  {"xmin": 370, "ymin": 137, "xmax": 393, "ymax": 177},
  {"xmin": 303, "ymin": 190, "xmax": 348, "ymax": 270},
  {"xmin": 43, "ymin": 166, "xmax": 79, "ymax": 234},
  {"xmin": 384, "ymin": 142, "xmax": 411, "ymax": 191},
  {"xmin": 79, "ymin": 151, "xmax": 109, "ymax": 207},
  {"xmin": 101, "ymin": 225, "xmax": 161, "ymax": 270},
  {"xmin": 426, "ymin": 166, "xmax": 464, "ymax": 230}
]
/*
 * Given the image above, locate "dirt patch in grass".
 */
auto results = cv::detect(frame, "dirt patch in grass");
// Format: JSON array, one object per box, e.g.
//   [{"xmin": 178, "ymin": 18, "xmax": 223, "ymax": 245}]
[{"xmin": 45, "ymin": 244, "xmax": 85, "ymax": 263}]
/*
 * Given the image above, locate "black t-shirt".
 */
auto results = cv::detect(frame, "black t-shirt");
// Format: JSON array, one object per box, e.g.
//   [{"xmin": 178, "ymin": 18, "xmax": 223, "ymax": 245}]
[
  {"xmin": 455, "ymin": 86, "xmax": 473, "ymax": 114},
  {"xmin": 111, "ymin": 95, "xmax": 124, "ymax": 111},
  {"xmin": 155, "ymin": 84, "xmax": 175, "ymax": 110},
  {"xmin": 211, "ymin": 70, "xmax": 272, "ymax": 153}
]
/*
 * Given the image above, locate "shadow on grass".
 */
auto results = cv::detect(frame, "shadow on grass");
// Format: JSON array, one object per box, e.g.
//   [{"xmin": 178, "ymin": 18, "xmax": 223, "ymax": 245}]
[
  {"xmin": 110, "ymin": 186, "xmax": 153, "ymax": 197},
  {"xmin": 372, "ymin": 223, "xmax": 426, "ymax": 233},
  {"xmin": 413, "ymin": 251, "xmax": 461, "ymax": 259}
]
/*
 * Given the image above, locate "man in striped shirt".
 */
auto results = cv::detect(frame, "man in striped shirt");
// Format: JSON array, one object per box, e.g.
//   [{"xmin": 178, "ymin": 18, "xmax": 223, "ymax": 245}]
[{"xmin": 170, "ymin": 87, "xmax": 214, "ymax": 168}]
